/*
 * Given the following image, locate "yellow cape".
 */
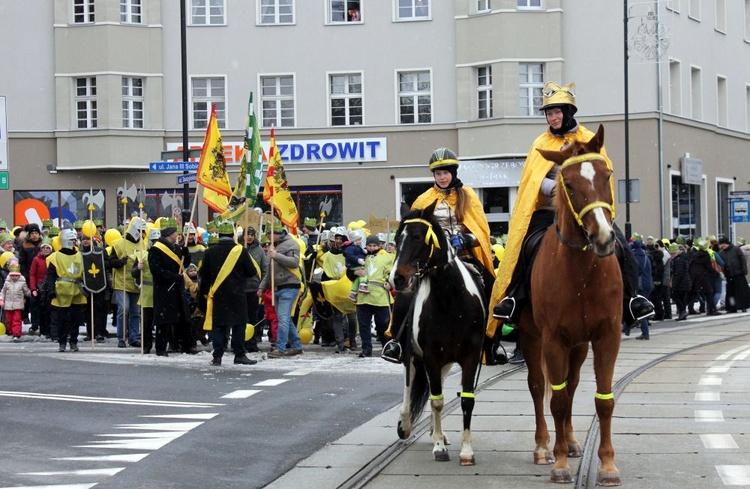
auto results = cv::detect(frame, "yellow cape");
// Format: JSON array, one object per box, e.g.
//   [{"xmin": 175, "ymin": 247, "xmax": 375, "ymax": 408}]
[
  {"xmin": 486, "ymin": 125, "xmax": 612, "ymax": 336},
  {"xmin": 412, "ymin": 186, "xmax": 495, "ymax": 276}
]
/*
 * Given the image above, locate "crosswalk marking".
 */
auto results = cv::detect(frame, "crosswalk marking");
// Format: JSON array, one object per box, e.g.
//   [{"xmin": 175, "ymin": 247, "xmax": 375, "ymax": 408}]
[
  {"xmin": 694, "ymin": 410, "xmax": 724, "ymax": 422},
  {"xmin": 716, "ymin": 465, "xmax": 750, "ymax": 485},
  {"xmin": 222, "ymin": 389, "xmax": 262, "ymax": 398},
  {"xmin": 0, "ymin": 390, "xmax": 223, "ymax": 408},
  {"xmin": 695, "ymin": 391, "xmax": 720, "ymax": 401},
  {"xmin": 700, "ymin": 434, "xmax": 739, "ymax": 450},
  {"xmin": 53, "ymin": 454, "xmax": 149, "ymax": 463},
  {"xmin": 0, "ymin": 485, "xmax": 97, "ymax": 489},
  {"xmin": 698, "ymin": 376, "xmax": 723, "ymax": 386},
  {"xmin": 253, "ymin": 379, "xmax": 289, "ymax": 387},
  {"xmin": 20, "ymin": 468, "xmax": 125, "ymax": 477}
]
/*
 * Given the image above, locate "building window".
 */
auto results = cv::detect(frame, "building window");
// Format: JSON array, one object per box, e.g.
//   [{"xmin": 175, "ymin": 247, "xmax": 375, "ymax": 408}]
[
  {"xmin": 518, "ymin": 0, "xmax": 541, "ymax": 8},
  {"xmin": 73, "ymin": 0, "xmax": 95, "ymax": 23},
  {"xmin": 191, "ymin": 0, "xmax": 226, "ymax": 25},
  {"xmin": 745, "ymin": 84, "xmax": 750, "ymax": 132},
  {"xmin": 120, "ymin": 0, "xmax": 142, "ymax": 23},
  {"xmin": 669, "ymin": 59, "xmax": 682, "ymax": 115},
  {"xmin": 477, "ymin": 0, "xmax": 490, "ymax": 12},
  {"xmin": 261, "ymin": 75, "xmax": 295, "ymax": 128},
  {"xmin": 330, "ymin": 0, "xmax": 361, "ymax": 23},
  {"xmin": 746, "ymin": 0, "xmax": 750, "ymax": 41},
  {"xmin": 717, "ymin": 76, "xmax": 727, "ymax": 128},
  {"xmin": 688, "ymin": 0, "xmax": 700, "ymax": 21},
  {"xmin": 330, "ymin": 73, "xmax": 363, "ymax": 126},
  {"xmin": 666, "ymin": 0, "xmax": 680, "ymax": 13},
  {"xmin": 691, "ymin": 66, "xmax": 702, "ymax": 120},
  {"xmin": 519, "ymin": 62, "xmax": 544, "ymax": 116},
  {"xmin": 14, "ymin": 190, "xmax": 106, "ymax": 228},
  {"xmin": 398, "ymin": 70, "xmax": 431, "ymax": 124},
  {"xmin": 671, "ymin": 174, "xmax": 701, "ymax": 238},
  {"xmin": 396, "ymin": 0, "xmax": 429, "ymax": 20},
  {"xmin": 259, "ymin": 0, "xmax": 294, "ymax": 25},
  {"xmin": 715, "ymin": 0, "xmax": 726, "ymax": 32},
  {"xmin": 122, "ymin": 77, "xmax": 144, "ymax": 129},
  {"xmin": 75, "ymin": 77, "xmax": 97, "ymax": 129},
  {"xmin": 477, "ymin": 66, "xmax": 493, "ymax": 120},
  {"xmin": 192, "ymin": 77, "xmax": 226, "ymax": 129}
]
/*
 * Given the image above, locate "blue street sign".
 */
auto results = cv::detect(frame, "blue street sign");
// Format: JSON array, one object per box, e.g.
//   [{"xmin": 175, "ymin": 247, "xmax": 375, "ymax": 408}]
[
  {"xmin": 149, "ymin": 161, "xmax": 199, "ymax": 172},
  {"xmin": 731, "ymin": 200, "xmax": 750, "ymax": 223},
  {"xmin": 177, "ymin": 173, "xmax": 196, "ymax": 185}
]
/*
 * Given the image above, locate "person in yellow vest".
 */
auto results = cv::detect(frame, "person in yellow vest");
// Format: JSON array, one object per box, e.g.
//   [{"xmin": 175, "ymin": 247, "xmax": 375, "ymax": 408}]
[
  {"xmin": 43, "ymin": 226, "xmax": 86, "ymax": 352},
  {"xmin": 183, "ymin": 223, "xmax": 206, "ymax": 270},
  {"xmin": 149, "ymin": 218, "xmax": 196, "ymax": 355},
  {"xmin": 320, "ymin": 226, "xmax": 358, "ymax": 352},
  {"xmin": 352, "ymin": 234, "xmax": 394, "ymax": 357},
  {"xmin": 200, "ymin": 219, "xmax": 257, "ymax": 366},
  {"xmin": 488, "ymin": 81, "xmax": 655, "ymax": 363},
  {"xmin": 134, "ymin": 228, "xmax": 159, "ymax": 354},
  {"xmin": 109, "ymin": 217, "xmax": 145, "ymax": 348}
]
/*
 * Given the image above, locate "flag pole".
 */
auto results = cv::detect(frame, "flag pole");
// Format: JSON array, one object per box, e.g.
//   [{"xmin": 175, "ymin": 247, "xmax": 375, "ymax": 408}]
[
  {"xmin": 138, "ymin": 185, "xmax": 146, "ymax": 355},
  {"xmin": 269, "ymin": 209, "xmax": 275, "ymax": 307},
  {"xmin": 120, "ymin": 180, "xmax": 128, "ymax": 349},
  {"xmin": 88, "ymin": 189, "xmax": 95, "ymax": 350}
]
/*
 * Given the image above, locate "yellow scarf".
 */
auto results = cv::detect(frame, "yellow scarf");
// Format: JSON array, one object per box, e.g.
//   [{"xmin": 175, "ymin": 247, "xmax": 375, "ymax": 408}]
[
  {"xmin": 203, "ymin": 245, "xmax": 243, "ymax": 331},
  {"xmin": 153, "ymin": 241, "xmax": 183, "ymax": 270}
]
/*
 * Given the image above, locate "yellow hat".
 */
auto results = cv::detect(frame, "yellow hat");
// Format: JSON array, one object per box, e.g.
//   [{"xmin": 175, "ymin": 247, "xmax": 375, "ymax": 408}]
[{"xmin": 541, "ymin": 81, "xmax": 577, "ymax": 113}]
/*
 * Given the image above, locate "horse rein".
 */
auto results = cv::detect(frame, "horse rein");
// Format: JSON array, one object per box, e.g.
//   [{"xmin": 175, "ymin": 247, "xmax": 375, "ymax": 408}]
[
  {"xmin": 401, "ymin": 217, "xmax": 442, "ymax": 277},
  {"xmin": 556, "ymin": 153, "xmax": 616, "ymax": 250}
]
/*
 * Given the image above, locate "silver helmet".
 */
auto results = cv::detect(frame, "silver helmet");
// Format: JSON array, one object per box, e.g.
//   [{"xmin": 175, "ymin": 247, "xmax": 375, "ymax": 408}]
[{"xmin": 60, "ymin": 228, "xmax": 77, "ymax": 250}]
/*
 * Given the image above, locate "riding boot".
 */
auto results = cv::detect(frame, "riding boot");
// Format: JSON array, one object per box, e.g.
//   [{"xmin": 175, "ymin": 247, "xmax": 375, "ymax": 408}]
[
  {"xmin": 482, "ymin": 335, "xmax": 497, "ymax": 365},
  {"xmin": 493, "ymin": 296, "xmax": 517, "ymax": 321},
  {"xmin": 381, "ymin": 339, "xmax": 401, "ymax": 363}
]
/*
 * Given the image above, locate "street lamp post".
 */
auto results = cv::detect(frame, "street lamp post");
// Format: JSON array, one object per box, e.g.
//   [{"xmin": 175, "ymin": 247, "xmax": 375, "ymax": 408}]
[
  {"xmin": 180, "ymin": 0, "xmax": 191, "ymax": 227},
  {"xmin": 623, "ymin": 0, "xmax": 632, "ymax": 240}
]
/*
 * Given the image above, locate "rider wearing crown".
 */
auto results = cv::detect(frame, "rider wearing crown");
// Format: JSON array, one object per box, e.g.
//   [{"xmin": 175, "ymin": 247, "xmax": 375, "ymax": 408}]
[{"xmin": 487, "ymin": 81, "xmax": 654, "ymax": 361}]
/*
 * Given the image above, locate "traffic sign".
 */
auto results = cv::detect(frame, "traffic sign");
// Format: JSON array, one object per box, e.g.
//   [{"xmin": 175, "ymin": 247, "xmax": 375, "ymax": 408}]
[
  {"xmin": 149, "ymin": 161, "xmax": 199, "ymax": 172},
  {"xmin": 730, "ymin": 190, "xmax": 750, "ymax": 197},
  {"xmin": 0, "ymin": 171, "xmax": 7, "ymax": 190},
  {"xmin": 177, "ymin": 173, "xmax": 196, "ymax": 185},
  {"xmin": 731, "ymin": 200, "xmax": 750, "ymax": 223}
]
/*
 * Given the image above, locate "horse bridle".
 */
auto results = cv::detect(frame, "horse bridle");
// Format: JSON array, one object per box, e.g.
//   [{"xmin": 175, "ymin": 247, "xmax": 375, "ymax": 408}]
[
  {"xmin": 401, "ymin": 217, "xmax": 442, "ymax": 276},
  {"xmin": 556, "ymin": 153, "xmax": 616, "ymax": 250}
]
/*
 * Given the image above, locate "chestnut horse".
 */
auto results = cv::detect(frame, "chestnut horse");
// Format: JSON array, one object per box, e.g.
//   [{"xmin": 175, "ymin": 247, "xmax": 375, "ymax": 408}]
[
  {"xmin": 389, "ymin": 202, "xmax": 486, "ymax": 465},
  {"xmin": 520, "ymin": 124, "xmax": 623, "ymax": 485}
]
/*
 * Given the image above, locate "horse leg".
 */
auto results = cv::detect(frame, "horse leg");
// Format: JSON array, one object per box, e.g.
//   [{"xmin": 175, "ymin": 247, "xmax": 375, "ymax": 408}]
[
  {"xmin": 397, "ymin": 357, "xmax": 418, "ymax": 440},
  {"xmin": 523, "ymin": 333, "xmax": 553, "ymax": 464},
  {"xmin": 544, "ymin": 342, "xmax": 574, "ymax": 483},
  {"xmin": 592, "ymin": 336, "xmax": 621, "ymax": 486},
  {"xmin": 456, "ymin": 355, "xmax": 481, "ymax": 466},
  {"xmin": 427, "ymin": 363, "xmax": 450, "ymax": 462},
  {"xmin": 564, "ymin": 343, "xmax": 589, "ymax": 458}
]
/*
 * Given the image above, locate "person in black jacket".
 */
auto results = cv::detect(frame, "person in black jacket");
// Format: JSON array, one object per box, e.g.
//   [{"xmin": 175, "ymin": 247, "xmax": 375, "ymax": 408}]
[
  {"xmin": 200, "ymin": 219, "xmax": 257, "ymax": 366},
  {"xmin": 668, "ymin": 244, "xmax": 692, "ymax": 321},
  {"xmin": 718, "ymin": 237, "xmax": 750, "ymax": 313}
]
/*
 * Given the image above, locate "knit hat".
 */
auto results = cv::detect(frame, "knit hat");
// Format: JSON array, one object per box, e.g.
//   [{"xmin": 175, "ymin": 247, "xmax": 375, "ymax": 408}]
[
  {"xmin": 366, "ymin": 235, "xmax": 380, "ymax": 246},
  {"xmin": 25, "ymin": 223, "xmax": 41, "ymax": 234}
]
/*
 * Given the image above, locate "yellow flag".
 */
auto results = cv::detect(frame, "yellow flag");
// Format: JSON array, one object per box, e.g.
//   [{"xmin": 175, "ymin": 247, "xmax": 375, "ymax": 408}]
[
  {"xmin": 262, "ymin": 127, "xmax": 299, "ymax": 234},
  {"xmin": 202, "ymin": 187, "xmax": 229, "ymax": 214},
  {"xmin": 197, "ymin": 105, "xmax": 232, "ymax": 197}
]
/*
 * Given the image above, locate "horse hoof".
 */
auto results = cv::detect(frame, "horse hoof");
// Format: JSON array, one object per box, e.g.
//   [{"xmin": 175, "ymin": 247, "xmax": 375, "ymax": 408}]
[
  {"xmin": 397, "ymin": 422, "xmax": 410, "ymax": 440},
  {"xmin": 534, "ymin": 451, "xmax": 554, "ymax": 465},
  {"xmin": 433, "ymin": 450, "xmax": 450, "ymax": 462},
  {"xmin": 550, "ymin": 468, "xmax": 573, "ymax": 484},
  {"xmin": 597, "ymin": 471, "xmax": 621, "ymax": 486},
  {"xmin": 459, "ymin": 454, "xmax": 476, "ymax": 466},
  {"xmin": 568, "ymin": 443, "xmax": 583, "ymax": 458}
]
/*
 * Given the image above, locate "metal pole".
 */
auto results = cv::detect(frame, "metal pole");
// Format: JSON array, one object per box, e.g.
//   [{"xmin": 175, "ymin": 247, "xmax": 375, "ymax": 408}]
[
  {"xmin": 656, "ymin": 3, "xmax": 666, "ymax": 238},
  {"xmin": 624, "ymin": 0, "xmax": 631, "ymax": 240},
  {"xmin": 180, "ymin": 0, "xmax": 190, "ymax": 219}
]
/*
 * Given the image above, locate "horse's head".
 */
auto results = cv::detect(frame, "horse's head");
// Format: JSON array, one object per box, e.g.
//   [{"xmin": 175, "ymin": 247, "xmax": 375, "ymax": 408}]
[
  {"xmin": 389, "ymin": 201, "xmax": 448, "ymax": 291},
  {"xmin": 537, "ymin": 124, "xmax": 616, "ymax": 257}
]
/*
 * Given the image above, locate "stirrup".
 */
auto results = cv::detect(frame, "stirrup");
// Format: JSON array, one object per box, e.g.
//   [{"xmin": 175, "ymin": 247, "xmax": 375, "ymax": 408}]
[
  {"xmin": 381, "ymin": 340, "xmax": 402, "ymax": 364},
  {"xmin": 492, "ymin": 296, "xmax": 516, "ymax": 320},
  {"xmin": 629, "ymin": 295, "xmax": 655, "ymax": 322}
]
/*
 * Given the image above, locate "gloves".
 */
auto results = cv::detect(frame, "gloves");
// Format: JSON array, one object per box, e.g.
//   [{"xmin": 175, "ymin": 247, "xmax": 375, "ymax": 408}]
[{"xmin": 450, "ymin": 234, "xmax": 465, "ymax": 251}]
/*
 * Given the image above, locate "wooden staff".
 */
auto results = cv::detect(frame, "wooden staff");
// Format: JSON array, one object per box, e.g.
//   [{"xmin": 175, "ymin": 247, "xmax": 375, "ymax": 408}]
[
  {"xmin": 120, "ymin": 181, "xmax": 128, "ymax": 346},
  {"xmin": 87, "ymin": 201, "xmax": 95, "ymax": 350},
  {"xmin": 138, "ymin": 185, "xmax": 146, "ymax": 355}
]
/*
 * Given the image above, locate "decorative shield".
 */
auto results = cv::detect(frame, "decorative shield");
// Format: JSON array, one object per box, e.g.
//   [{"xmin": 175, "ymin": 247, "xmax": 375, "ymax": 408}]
[{"xmin": 81, "ymin": 247, "xmax": 107, "ymax": 293}]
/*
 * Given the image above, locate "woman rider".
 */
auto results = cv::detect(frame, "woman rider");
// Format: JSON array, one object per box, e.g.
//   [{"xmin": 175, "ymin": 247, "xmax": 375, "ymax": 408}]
[
  {"xmin": 381, "ymin": 148, "xmax": 496, "ymax": 363},
  {"xmin": 486, "ymin": 81, "xmax": 654, "ymax": 356}
]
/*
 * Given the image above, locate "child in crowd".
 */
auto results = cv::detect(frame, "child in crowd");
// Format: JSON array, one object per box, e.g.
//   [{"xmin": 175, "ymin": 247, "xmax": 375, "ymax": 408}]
[
  {"xmin": 0, "ymin": 262, "xmax": 31, "ymax": 341},
  {"xmin": 343, "ymin": 229, "xmax": 368, "ymax": 301}
]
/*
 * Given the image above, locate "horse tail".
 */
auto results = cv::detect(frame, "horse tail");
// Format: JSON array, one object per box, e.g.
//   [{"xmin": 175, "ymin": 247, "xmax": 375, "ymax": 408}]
[{"xmin": 409, "ymin": 358, "xmax": 431, "ymax": 426}]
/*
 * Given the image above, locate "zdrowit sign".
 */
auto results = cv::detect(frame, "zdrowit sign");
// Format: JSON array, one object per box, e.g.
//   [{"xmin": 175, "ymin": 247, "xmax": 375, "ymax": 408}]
[{"xmin": 167, "ymin": 137, "xmax": 387, "ymax": 165}]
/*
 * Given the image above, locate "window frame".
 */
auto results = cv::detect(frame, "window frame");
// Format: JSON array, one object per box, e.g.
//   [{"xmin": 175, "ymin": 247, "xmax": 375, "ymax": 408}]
[
  {"xmin": 120, "ymin": 0, "xmax": 143, "ymax": 24},
  {"xmin": 517, "ymin": 0, "xmax": 542, "ymax": 10},
  {"xmin": 260, "ymin": 74, "xmax": 296, "ymax": 128},
  {"xmin": 395, "ymin": 0, "xmax": 430, "ymax": 21},
  {"xmin": 122, "ymin": 76, "xmax": 144, "ymax": 129},
  {"xmin": 258, "ymin": 0, "xmax": 295, "ymax": 25},
  {"xmin": 190, "ymin": 0, "xmax": 227, "ymax": 26},
  {"xmin": 328, "ymin": 0, "xmax": 362, "ymax": 24},
  {"xmin": 688, "ymin": 0, "xmax": 701, "ymax": 21},
  {"xmin": 477, "ymin": 65, "xmax": 493, "ymax": 120},
  {"xmin": 74, "ymin": 77, "xmax": 97, "ymax": 129},
  {"xmin": 328, "ymin": 72, "xmax": 364, "ymax": 127},
  {"xmin": 518, "ymin": 62, "xmax": 544, "ymax": 116},
  {"xmin": 190, "ymin": 76, "xmax": 227, "ymax": 129},
  {"xmin": 396, "ymin": 69, "xmax": 432, "ymax": 125},
  {"xmin": 476, "ymin": 0, "xmax": 491, "ymax": 13},
  {"xmin": 73, "ymin": 0, "xmax": 95, "ymax": 24}
]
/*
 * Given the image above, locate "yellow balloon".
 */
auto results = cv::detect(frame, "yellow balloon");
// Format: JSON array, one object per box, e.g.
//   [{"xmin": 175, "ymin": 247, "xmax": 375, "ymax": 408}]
[
  {"xmin": 0, "ymin": 251, "xmax": 15, "ymax": 268},
  {"xmin": 51, "ymin": 235, "xmax": 61, "ymax": 251},
  {"xmin": 298, "ymin": 327, "xmax": 313, "ymax": 345},
  {"xmin": 82, "ymin": 220, "xmax": 97, "ymax": 238},
  {"xmin": 104, "ymin": 228, "xmax": 121, "ymax": 247},
  {"xmin": 245, "ymin": 323, "xmax": 255, "ymax": 342},
  {"xmin": 0, "ymin": 322, "xmax": 5, "ymax": 335}
]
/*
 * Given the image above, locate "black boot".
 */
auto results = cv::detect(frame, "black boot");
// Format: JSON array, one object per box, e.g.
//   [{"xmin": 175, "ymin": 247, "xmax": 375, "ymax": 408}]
[
  {"xmin": 625, "ymin": 295, "xmax": 655, "ymax": 326},
  {"xmin": 234, "ymin": 355, "xmax": 257, "ymax": 365},
  {"xmin": 492, "ymin": 296, "xmax": 516, "ymax": 321},
  {"xmin": 380, "ymin": 340, "xmax": 402, "ymax": 364},
  {"xmin": 482, "ymin": 335, "xmax": 497, "ymax": 365},
  {"xmin": 509, "ymin": 346, "xmax": 525, "ymax": 365}
]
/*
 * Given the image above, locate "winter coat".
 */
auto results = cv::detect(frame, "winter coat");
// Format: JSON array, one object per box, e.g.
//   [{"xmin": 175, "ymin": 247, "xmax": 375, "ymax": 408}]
[
  {"xmin": 688, "ymin": 248, "xmax": 716, "ymax": 294},
  {"xmin": 244, "ymin": 241, "xmax": 266, "ymax": 293},
  {"xmin": 199, "ymin": 237, "xmax": 256, "ymax": 326},
  {"xmin": 148, "ymin": 238, "xmax": 190, "ymax": 326},
  {"xmin": 669, "ymin": 253, "xmax": 692, "ymax": 292},
  {"xmin": 631, "ymin": 241, "xmax": 653, "ymax": 296},
  {"xmin": 719, "ymin": 244, "xmax": 748, "ymax": 279},
  {"xmin": 18, "ymin": 237, "xmax": 41, "ymax": 281},
  {"xmin": 29, "ymin": 252, "xmax": 49, "ymax": 292},
  {"xmin": 342, "ymin": 241, "xmax": 366, "ymax": 270},
  {"xmin": 259, "ymin": 232, "xmax": 301, "ymax": 291},
  {"xmin": 0, "ymin": 275, "xmax": 30, "ymax": 310},
  {"xmin": 648, "ymin": 248, "xmax": 665, "ymax": 285}
]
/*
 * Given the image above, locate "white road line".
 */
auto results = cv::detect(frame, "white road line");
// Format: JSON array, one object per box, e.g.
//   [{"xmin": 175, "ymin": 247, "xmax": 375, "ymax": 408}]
[
  {"xmin": 0, "ymin": 485, "xmax": 97, "ymax": 489},
  {"xmin": 0, "ymin": 391, "xmax": 223, "ymax": 408},
  {"xmin": 114, "ymin": 422, "xmax": 204, "ymax": 431},
  {"xmin": 75, "ymin": 436, "xmax": 186, "ymax": 451},
  {"xmin": 695, "ymin": 392, "xmax": 721, "ymax": 401},
  {"xmin": 695, "ymin": 410, "xmax": 724, "ymax": 422},
  {"xmin": 20, "ymin": 468, "xmax": 125, "ymax": 477},
  {"xmin": 700, "ymin": 434, "xmax": 739, "ymax": 450},
  {"xmin": 221, "ymin": 389, "xmax": 262, "ymax": 398},
  {"xmin": 285, "ymin": 369, "xmax": 313, "ymax": 376},
  {"xmin": 253, "ymin": 379, "xmax": 289, "ymax": 387},
  {"xmin": 698, "ymin": 376, "xmax": 723, "ymax": 386},
  {"xmin": 141, "ymin": 413, "xmax": 219, "ymax": 420},
  {"xmin": 53, "ymin": 454, "xmax": 149, "ymax": 463},
  {"xmin": 706, "ymin": 366, "xmax": 730, "ymax": 374},
  {"xmin": 716, "ymin": 465, "xmax": 750, "ymax": 485}
]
